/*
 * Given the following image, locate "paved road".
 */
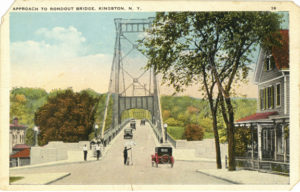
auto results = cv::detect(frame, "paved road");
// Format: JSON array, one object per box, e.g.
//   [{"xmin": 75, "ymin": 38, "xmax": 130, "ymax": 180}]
[{"xmin": 10, "ymin": 121, "xmax": 230, "ymax": 185}]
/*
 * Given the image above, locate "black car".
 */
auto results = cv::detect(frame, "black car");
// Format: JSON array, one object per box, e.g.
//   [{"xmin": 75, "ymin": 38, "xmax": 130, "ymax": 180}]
[
  {"xmin": 151, "ymin": 146, "xmax": 174, "ymax": 168},
  {"xmin": 140, "ymin": 119, "xmax": 146, "ymax": 125},
  {"xmin": 130, "ymin": 120, "xmax": 136, "ymax": 129},
  {"xmin": 124, "ymin": 128, "xmax": 133, "ymax": 139}
]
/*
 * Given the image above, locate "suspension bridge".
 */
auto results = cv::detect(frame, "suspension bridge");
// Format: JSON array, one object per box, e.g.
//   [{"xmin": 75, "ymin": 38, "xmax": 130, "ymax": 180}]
[{"xmin": 9, "ymin": 18, "xmax": 230, "ymax": 185}]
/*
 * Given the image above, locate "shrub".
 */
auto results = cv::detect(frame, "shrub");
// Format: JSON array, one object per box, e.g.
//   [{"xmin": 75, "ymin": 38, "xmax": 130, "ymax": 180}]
[
  {"xmin": 165, "ymin": 117, "xmax": 184, "ymax": 127},
  {"xmin": 185, "ymin": 124, "xmax": 204, "ymax": 141}
]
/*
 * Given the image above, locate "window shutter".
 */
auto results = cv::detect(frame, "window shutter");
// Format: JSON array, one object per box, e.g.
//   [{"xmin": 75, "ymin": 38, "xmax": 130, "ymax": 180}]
[
  {"xmin": 277, "ymin": 84, "xmax": 281, "ymax": 106},
  {"xmin": 264, "ymin": 88, "xmax": 267, "ymax": 110},
  {"xmin": 271, "ymin": 86, "xmax": 274, "ymax": 108}
]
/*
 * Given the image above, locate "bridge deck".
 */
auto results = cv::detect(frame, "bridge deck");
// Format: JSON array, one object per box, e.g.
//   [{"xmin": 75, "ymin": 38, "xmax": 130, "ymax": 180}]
[{"xmin": 10, "ymin": 121, "xmax": 227, "ymax": 185}]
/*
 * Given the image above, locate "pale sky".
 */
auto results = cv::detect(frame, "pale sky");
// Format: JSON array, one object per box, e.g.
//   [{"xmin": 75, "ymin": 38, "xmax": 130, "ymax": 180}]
[{"xmin": 10, "ymin": 12, "xmax": 288, "ymax": 98}]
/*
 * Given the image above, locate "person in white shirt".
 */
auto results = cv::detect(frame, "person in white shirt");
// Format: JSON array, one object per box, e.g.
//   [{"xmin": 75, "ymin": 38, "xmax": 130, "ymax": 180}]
[{"xmin": 83, "ymin": 144, "xmax": 88, "ymax": 161}]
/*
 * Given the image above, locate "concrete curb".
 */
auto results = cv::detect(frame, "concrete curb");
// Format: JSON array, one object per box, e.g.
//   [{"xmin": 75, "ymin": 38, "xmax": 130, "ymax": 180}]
[
  {"xmin": 176, "ymin": 158, "xmax": 216, "ymax": 162},
  {"xmin": 196, "ymin": 170, "xmax": 240, "ymax": 184},
  {"xmin": 45, "ymin": 173, "xmax": 71, "ymax": 185},
  {"xmin": 11, "ymin": 172, "xmax": 71, "ymax": 185}
]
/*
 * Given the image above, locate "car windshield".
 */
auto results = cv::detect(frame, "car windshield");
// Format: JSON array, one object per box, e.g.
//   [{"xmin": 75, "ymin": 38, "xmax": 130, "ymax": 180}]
[
  {"xmin": 156, "ymin": 147, "xmax": 172, "ymax": 156},
  {"xmin": 124, "ymin": 129, "xmax": 132, "ymax": 133}
]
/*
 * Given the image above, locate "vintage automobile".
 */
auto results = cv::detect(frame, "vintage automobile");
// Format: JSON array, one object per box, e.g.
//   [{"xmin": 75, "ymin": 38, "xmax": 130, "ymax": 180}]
[
  {"xmin": 130, "ymin": 120, "xmax": 136, "ymax": 129},
  {"xmin": 140, "ymin": 119, "xmax": 146, "ymax": 126},
  {"xmin": 124, "ymin": 128, "xmax": 133, "ymax": 139},
  {"xmin": 151, "ymin": 146, "xmax": 174, "ymax": 168}
]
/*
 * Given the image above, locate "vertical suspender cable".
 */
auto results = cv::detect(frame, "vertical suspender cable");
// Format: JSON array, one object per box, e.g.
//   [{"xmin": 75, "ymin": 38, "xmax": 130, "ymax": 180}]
[{"xmin": 100, "ymin": 20, "xmax": 119, "ymax": 139}]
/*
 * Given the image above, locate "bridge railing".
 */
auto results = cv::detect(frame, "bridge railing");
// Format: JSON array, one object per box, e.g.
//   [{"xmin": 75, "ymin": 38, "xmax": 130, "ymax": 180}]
[
  {"xmin": 102, "ymin": 119, "xmax": 131, "ymax": 146},
  {"xmin": 146, "ymin": 119, "xmax": 162, "ymax": 142},
  {"xmin": 166, "ymin": 133, "xmax": 176, "ymax": 148}
]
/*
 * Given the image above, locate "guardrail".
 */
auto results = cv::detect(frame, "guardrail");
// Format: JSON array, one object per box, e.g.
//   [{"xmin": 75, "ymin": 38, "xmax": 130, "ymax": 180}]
[
  {"xmin": 166, "ymin": 133, "xmax": 176, "ymax": 148},
  {"xmin": 102, "ymin": 118, "xmax": 131, "ymax": 146},
  {"xmin": 146, "ymin": 119, "xmax": 162, "ymax": 142}
]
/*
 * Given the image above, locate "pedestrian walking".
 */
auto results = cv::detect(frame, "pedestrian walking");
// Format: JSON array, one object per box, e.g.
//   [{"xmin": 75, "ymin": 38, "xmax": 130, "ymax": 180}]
[
  {"xmin": 83, "ymin": 144, "xmax": 88, "ymax": 161},
  {"xmin": 99, "ymin": 142, "xmax": 104, "ymax": 157},
  {"xmin": 123, "ymin": 146, "xmax": 131, "ymax": 165},
  {"xmin": 96, "ymin": 143, "xmax": 101, "ymax": 160}
]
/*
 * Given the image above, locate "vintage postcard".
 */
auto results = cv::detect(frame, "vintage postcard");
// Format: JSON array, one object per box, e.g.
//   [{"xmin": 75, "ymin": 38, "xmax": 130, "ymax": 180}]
[{"xmin": 0, "ymin": 0, "xmax": 300, "ymax": 191}]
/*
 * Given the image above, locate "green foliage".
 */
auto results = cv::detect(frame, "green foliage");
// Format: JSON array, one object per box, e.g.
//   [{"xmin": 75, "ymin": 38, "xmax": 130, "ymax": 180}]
[
  {"xmin": 165, "ymin": 117, "xmax": 184, "ymax": 127},
  {"xmin": 161, "ymin": 95, "xmax": 257, "ymax": 140},
  {"xmin": 284, "ymin": 125, "xmax": 289, "ymax": 139},
  {"xmin": 234, "ymin": 127, "xmax": 252, "ymax": 156},
  {"xmin": 35, "ymin": 89, "xmax": 98, "ymax": 145},
  {"xmin": 167, "ymin": 126, "xmax": 186, "ymax": 140},
  {"xmin": 25, "ymin": 128, "xmax": 35, "ymax": 146},
  {"xmin": 9, "ymin": 87, "xmax": 114, "ymax": 143},
  {"xmin": 9, "ymin": 176, "xmax": 24, "ymax": 184},
  {"xmin": 185, "ymin": 124, "xmax": 204, "ymax": 141},
  {"xmin": 94, "ymin": 93, "xmax": 113, "ymax": 133},
  {"xmin": 142, "ymin": 12, "xmax": 281, "ymax": 170},
  {"xmin": 121, "ymin": 108, "xmax": 151, "ymax": 121},
  {"xmin": 204, "ymin": 132, "xmax": 214, "ymax": 139}
]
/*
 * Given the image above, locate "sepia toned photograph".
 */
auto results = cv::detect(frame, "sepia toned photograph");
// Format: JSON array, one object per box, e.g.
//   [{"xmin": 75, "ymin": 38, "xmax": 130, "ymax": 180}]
[{"xmin": 0, "ymin": 0, "xmax": 299, "ymax": 190}]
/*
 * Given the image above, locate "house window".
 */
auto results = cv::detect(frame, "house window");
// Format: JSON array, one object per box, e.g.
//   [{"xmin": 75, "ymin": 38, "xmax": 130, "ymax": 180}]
[
  {"xmin": 276, "ymin": 83, "xmax": 281, "ymax": 106},
  {"xmin": 264, "ymin": 54, "xmax": 275, "ymax": 71},
  {"xmin": 261, "ymin": 86, "xmax": 274, "ymax": 110}
]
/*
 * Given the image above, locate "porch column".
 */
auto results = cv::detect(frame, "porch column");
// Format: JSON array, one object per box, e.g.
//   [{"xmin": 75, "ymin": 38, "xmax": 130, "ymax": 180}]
[
  {"xmin": 282, "ymin": 124, "xmax": 287, "ymax": 162},
  {"xmin": 257, "ymin": 124, "xmax": 262, "ymax": 160},
  {"xmin": 274, "ymin": 122, "xmax": 277, "ymax": 161},
  {"xmin": 250, "ymin": 124, "xmax": 254, "ymax": 160},
  {"xmin": 17, "ymin": 157, "xmax": 20, "ymax": 167}
]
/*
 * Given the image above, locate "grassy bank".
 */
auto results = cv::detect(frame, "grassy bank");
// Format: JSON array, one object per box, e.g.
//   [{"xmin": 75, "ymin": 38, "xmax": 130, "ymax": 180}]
[
  {"xmin": 9, "ymin": 176, "xmax": 23, "ymax": 184},
  {"xmin": 167, "ymin": 126, "xmax": 185, "ymax": 140},
  {"xmin": 167, "ymin": 125, "xmax": 215, "ymax": 140}
]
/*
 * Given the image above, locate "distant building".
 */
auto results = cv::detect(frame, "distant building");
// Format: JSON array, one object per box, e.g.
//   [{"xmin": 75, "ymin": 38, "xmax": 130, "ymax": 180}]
[
  {"xmin": 235, "ymin": 30, "xmax": 289, "ymax": 173},
  {"xmin": 10, "ymin": 144, "xmax": 31, "ymax": 167},
  {"xmin": 9, "ymin": 117, "xmax": 27, "ymax": 154}
]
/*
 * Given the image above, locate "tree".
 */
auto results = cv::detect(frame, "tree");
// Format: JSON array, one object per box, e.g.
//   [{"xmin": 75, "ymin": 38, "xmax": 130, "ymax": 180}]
[
  {"xmin": 234, "ymin": 127, "xmax": 252, "ymax": 156},
  {"xmin": 140, "ymin": 12, "xmax": 281, "ymax": 170},
  {"xmin": 25, "ymin": 128, "xmax": 35, "ymax": 146},
  {"xmin": 140, "ymin": 12, "xmax": 224, "ymax": 169},
  {"xmin": 185, "ymin": 124, "xmax": 204, "ymax": 141},
  {"xmin": 162, "ymin": 110, "xmax": 171, "ymax": 120},
  {"xmin": 35, "ymin": 89, "xmax": 98, "ymax": 145}
]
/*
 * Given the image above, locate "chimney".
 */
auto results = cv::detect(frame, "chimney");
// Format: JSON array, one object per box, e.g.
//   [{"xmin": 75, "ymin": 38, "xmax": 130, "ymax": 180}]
[{"xmin": 13, "ymin": 117, "xmax": 18, "ymax": 125}]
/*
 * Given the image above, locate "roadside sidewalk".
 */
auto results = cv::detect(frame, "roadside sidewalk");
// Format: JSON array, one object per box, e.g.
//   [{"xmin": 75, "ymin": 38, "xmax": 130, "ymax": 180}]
[
  {"xmin": 196, "ymin": 168, "xmax": 289, "ymax": 184},
  {"xmin": 10, "ymin": 172, "xmax": 70, "ymax": 185},
  {"xmin": 10, "ymin": 127, "xmax": 122, "ymax": 171}
]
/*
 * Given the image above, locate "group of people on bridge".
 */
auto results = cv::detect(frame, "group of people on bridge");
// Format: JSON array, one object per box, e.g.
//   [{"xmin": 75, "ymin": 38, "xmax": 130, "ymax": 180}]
[{"xmin": 82, "ymin": 142, "xmax": 104, "ymax": 161}]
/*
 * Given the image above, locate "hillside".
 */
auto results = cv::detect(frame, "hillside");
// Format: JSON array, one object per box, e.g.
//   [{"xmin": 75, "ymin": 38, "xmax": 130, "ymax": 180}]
[{"xmin": 10, "ymin": 87, "xmax": 257, "ymax": 144}]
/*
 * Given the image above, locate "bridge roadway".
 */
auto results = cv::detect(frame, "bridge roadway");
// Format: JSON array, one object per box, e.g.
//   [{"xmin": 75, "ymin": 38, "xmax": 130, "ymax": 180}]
[{"xmin": 10, "ymin": 121, "xmax": 230, "ymax": 185}]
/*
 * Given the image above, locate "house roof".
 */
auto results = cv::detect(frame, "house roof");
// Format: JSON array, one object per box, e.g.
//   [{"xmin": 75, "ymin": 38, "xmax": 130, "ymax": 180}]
[
  {"xmin": 10, "ymin": 148, "xmax": 30, "ymax": 158},
  {"xmin": 272, "ymin": 30, "xmax": 289, "ymax": 70},
  {"xmin": 13, "ymin": 144, "xmax": 30, "ymax": 149},
  {"xmin": 10, "ymin": 124, "xmax": 27, "ymax": 128},
  {"xmin": 253, "ymin": 30, "xmax": 289, "ymax": 83},
  {"xmin": 236, "ymin": 111, "xmax": 278, "ymax": 123}
]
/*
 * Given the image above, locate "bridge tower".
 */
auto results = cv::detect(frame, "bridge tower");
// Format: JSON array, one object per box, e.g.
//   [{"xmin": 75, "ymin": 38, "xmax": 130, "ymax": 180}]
[{"xmin": 100, "ymin": 18, "xmax": 165, "ymax": 142}]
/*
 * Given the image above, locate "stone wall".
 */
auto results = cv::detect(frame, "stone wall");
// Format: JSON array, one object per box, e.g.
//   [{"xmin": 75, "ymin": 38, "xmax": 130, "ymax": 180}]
[
  {"xmin": 172, "ymin": 139, "xmax": 228, "ymax": 159},
  {"xmin": 30, "ymin": 141, "xmax": 90, "ymax": 165}
]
